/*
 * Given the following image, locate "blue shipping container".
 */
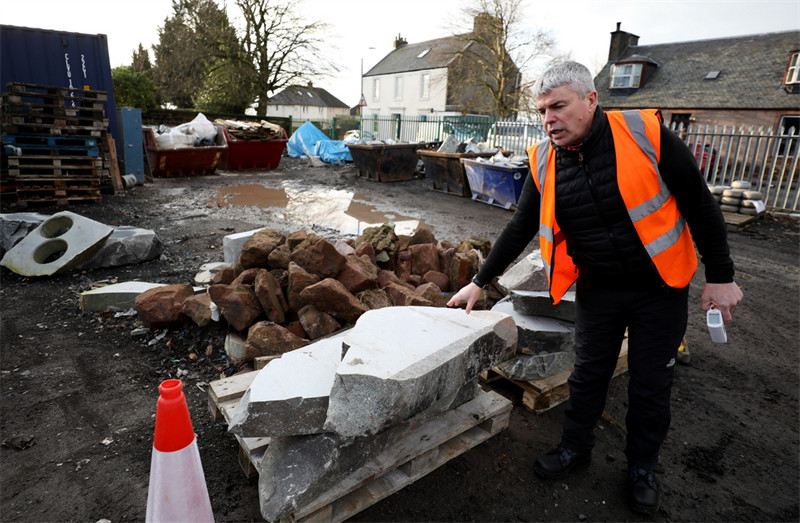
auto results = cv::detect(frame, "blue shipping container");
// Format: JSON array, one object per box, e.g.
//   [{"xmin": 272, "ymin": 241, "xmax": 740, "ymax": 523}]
[{"xmin": 0, "ymin": 24, "xmax": 118, "ymax": 142}]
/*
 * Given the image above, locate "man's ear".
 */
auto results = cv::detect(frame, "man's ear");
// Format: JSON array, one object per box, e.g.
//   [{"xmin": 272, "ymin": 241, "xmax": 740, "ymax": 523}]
[{"xmin": 586, "ymin": 91, "xmax": 598, "ymax": 109}]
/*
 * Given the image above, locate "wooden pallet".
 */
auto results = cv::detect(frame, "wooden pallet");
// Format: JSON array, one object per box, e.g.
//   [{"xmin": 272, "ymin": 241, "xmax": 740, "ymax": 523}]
[
  {"xmin": 722, "ymin": 210, "xmax": 763, "ymax": 229},
  {"xmin": 15, "ymin": 177, "xmax": 102, "ymax": 207},
  {"xmin": 4, "ymin": 82, "xmax": 108, "ymax": 103},
  {"xmin": 0, "ymin": 122, "xmax": 105, "ymax": 137},
  {"xmin": 208, "ymin": 371, "xmax": 513, "ymax": 522},
  {"xmin": 6, "ymin": 114, "xmax": 108, "ymax": 129},
  {"xmin": 482, "ymin": 341, "xmax": 629, "ymax": 414},
  {"xmin": 6, "ymin": 155, "xmax": 104, "ymax": 177}
]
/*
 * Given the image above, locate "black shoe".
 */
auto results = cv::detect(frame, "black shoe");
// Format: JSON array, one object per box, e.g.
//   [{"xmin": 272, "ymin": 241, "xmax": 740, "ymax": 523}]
[
  {"xmin": 629, "ymin": 466, "xmax": 660, "ymax": 514},
  {"xmin": 534, "ymin": 444, "xmax": 591, "ymax": 479}
]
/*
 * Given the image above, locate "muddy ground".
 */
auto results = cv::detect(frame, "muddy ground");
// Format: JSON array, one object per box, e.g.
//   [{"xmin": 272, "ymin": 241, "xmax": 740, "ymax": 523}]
[{"xmin": 1, "ymin": 156, "xmax": 798, "ymax": 522}]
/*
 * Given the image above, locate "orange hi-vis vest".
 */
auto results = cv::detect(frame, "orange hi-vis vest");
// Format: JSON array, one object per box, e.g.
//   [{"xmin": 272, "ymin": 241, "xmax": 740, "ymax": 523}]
[{"xmin": 527, "ymin": 109, "xmax": 698, "ymax": 304}]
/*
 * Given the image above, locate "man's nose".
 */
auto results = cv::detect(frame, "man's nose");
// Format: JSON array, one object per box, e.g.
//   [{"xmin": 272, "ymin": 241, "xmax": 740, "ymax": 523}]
[{"xmin": 543, "ymin": 110, "xmax": 556, "ymax": 125}]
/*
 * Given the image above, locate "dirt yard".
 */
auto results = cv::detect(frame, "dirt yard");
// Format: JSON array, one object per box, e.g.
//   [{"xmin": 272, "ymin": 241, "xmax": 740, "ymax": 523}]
[{"xmin": 1, "ymin": 156, "xmax": 798, "ymax": 522}]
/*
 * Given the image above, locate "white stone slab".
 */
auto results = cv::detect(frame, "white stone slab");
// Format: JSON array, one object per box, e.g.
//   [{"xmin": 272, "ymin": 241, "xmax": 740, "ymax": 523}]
[
  {"xmin": 223, "ymin": 228, "xmax": 263, "ymax": 266},
  {"xmin": 79, "ymin": 281, "xmax": 166, "ymax": 312},
  {"xmin": 228, "ymin": 332, "xmax": 347, "ymax": 437},
  {"xmin": 324, "ymin": 306, "xmax": 516, "ymax": 437},
  {"xmin": 0, "ymin": 211, "xmax": 113, "ymax": 276}
]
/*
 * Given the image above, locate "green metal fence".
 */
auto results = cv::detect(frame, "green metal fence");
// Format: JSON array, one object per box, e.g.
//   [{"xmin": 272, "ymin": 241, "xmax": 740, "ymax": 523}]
[{"xmin": 357, "ymin": 114, "xmax": 498, "ymax": 144}]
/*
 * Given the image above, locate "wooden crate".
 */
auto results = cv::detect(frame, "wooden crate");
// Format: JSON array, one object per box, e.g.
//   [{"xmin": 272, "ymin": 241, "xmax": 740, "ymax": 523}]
[
  {"xmin": 208, "ymin": 371, "xmax": 513, "ymax": 522},
  {"xmin": 482, "ymin": 341, "xmax": 629, "ymax": 414}
]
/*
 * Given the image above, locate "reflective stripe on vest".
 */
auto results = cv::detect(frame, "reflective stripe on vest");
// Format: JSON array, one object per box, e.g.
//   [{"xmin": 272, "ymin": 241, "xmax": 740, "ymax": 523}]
[{"xmin": 528, "ymin": 110, "xmax": 697, "ymax": 304}]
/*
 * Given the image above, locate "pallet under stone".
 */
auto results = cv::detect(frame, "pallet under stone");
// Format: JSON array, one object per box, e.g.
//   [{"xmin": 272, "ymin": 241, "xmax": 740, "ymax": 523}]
[
  {"xmin": 207, "ymin": 371, "xmax": 513, "ymax": 523},
  {"xmin": 481, "ymin": 341, "xmax": 629, "ymax": 414}
]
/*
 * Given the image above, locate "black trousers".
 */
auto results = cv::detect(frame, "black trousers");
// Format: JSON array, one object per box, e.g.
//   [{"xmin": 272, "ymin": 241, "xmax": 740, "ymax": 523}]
[{"xmin": 560, "ymin": 279, "xmax": 689, "ymax": 469}]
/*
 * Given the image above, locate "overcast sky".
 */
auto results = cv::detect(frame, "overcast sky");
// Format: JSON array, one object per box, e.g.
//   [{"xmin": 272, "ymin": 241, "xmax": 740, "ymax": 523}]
[{"xmin": 3, "ymin": 0, "xmax": 798, "ymax": 106}]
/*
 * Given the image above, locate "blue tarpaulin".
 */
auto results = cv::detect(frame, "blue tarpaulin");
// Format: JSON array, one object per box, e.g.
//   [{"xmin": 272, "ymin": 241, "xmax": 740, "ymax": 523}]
[{"xmin": 287, "ymin": 121, "xmax": 352, "ymax": 163}]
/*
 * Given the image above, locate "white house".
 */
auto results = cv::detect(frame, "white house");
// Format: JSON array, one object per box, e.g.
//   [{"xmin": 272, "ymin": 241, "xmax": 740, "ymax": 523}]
[
  {"xmin": 266, "ymin": 83, "xmax": 350, "ymax": 121},
  {"xmin": 361, "ymin": 34, "xmax": 460, "ymax": 118}
]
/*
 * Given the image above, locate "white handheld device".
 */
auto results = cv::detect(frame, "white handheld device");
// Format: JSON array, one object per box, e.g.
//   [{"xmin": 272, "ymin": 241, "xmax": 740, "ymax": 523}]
[{"xmin": 707, "ymin": 307, "xmax": 727, "ymax": 343}]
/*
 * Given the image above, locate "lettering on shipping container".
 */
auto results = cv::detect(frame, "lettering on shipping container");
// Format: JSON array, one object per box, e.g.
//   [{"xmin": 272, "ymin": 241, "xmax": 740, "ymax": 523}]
[{"xmin": 64, "ymin": 53, "xmax": 76, "ymax": 106}]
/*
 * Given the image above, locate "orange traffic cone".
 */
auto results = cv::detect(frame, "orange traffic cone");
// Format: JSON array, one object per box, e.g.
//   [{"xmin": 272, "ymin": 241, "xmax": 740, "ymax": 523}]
[{"xmin": 145, "ymin": 379, "xmax": 214, "ymax": 522}]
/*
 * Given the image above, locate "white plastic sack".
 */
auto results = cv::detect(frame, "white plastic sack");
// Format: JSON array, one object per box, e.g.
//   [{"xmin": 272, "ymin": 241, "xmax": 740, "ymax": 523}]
[
  {"xmin": 155, "ymin": 132, "xmax": 195, "ymax": 150},
  {"xmin": 169, "ymin": 113, "xmax": 217, "ymax": 146}
]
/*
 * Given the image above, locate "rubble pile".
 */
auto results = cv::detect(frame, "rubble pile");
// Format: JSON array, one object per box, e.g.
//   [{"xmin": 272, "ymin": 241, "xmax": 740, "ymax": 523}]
[
  {"xmin": 134, "ymin": 223, "xmax": 503, "ymax": 363},
  {"xmin": 213, "ymin": 118, "xmax": 286, "ymax": 140}
]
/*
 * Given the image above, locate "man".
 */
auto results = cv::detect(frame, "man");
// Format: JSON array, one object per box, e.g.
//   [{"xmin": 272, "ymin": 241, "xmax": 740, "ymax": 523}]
[{"xmin": 447, "ymin": 61, "xmax": 742, "ymax": 514}]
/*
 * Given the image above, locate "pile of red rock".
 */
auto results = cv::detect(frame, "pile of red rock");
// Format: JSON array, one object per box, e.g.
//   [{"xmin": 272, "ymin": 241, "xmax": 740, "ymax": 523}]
[{"xmin": 134, "ymin": 224, "xmax": 500, "ymax": 363}]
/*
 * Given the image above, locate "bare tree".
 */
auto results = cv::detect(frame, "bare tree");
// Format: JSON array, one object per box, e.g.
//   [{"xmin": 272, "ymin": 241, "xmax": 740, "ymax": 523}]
[
  {"xmin": 448, "ymin": 0, "xmax": 559, "ymax": 118},
  {"xmin": 234, "ymin": 0, "xmax": 335, "ymax": 116}
]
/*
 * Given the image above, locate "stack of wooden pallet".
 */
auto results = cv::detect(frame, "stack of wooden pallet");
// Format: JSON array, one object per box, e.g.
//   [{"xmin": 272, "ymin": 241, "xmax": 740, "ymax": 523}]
[{"xmin": 1, "ymin": 82, "xmax": 113, "ymax": 207}]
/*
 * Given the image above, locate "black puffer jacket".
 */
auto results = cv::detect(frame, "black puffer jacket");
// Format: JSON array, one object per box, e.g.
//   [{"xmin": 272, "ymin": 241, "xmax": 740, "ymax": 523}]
[{"xmin": 473, "ymin": 107, "xmax": 734, "ymax": 290}]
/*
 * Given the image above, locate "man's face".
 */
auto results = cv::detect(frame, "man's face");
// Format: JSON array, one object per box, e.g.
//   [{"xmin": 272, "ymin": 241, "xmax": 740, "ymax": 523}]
[{"xmin": 536, "ymin": 84, "xmax": 598, "ymax": 147}]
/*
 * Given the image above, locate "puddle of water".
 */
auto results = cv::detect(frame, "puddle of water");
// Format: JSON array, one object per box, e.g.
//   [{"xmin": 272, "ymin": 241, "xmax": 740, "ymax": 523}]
[{"xmin": 214, "ymin": 184, "xmax": 427, "ymax": 236}]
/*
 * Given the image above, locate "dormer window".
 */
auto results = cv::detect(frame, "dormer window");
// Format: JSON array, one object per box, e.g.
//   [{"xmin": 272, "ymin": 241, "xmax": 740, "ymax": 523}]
[
  {"xmin": 611, "ymin": 63, "xmax": 643, "ymax": 88},
  {"xmin": 786, "ymin": 52, "xmax": 799, "ymax": 84}
]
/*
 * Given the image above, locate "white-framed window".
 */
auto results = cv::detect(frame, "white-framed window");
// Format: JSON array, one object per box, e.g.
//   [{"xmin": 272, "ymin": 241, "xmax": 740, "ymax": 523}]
[
  {"xmin": 610, "ymin": 63, "xmax": 643, "ymax": 88},
  {"xmin": 394, "ymin": 76, "xmax": 403, "ymax": 101},
  {"xmin": 420, "ymin": 73, "xmax": 430, "ymax": 100},
  {"xmin": 372, "ymin": 79, "xmax": 380, "ymax": 101},
  {"xmin": 786, "ymin": 52, "xmax": 800, "ymax": 84}
]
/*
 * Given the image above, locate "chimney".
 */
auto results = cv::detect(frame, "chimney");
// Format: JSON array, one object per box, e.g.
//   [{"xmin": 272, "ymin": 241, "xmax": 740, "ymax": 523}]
[
  {"xmin": 394, "ymin": 34, "xmax": 408, "ymax": 49},
  {"xmin": 473, "ymin": 13, "xmax": 501, "ymax": 36},
  {"xmin": 608, "ymin": 22, "xmax": 639, "ymax": 61}
]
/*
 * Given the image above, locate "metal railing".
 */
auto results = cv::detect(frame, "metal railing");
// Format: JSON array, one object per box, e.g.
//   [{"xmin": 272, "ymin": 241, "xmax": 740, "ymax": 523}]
[
  {"xmin": 671, "ymin": 123, "xmax": 799, "ymax": 212},
  {"xmin": 356, "ymin": 115, "xmax": 544, "ymax": 155},
  {"xmin": 333, "ymin": 113, "xmax": 800, "ymax": 212}
]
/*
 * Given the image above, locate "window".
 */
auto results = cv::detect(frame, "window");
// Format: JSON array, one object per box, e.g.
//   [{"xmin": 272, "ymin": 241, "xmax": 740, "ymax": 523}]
[
  {"xmin": 786, "ymin": 52, "xmax": 800, "ymax": 84},
  {"xmin": 372, "ymin": 79, "xmax": 380, "ymax": 101},
  {"xmin": 670, "ymin": 113, "xmax": 692, "ymax": 129},
  {"xmin": 394, "ymin": 76, "xmax": 403, "ymax": 101},
  {"xmin": 776, "ymin": 115, "xmax": 799, "ymax": 157},
  {"xmin": 610, "ymin": 63, "xmax": 643, "ymax": 88},
  {"xmin": 420, "ymin": 73, "xmax": 430, "ymax": 100}
]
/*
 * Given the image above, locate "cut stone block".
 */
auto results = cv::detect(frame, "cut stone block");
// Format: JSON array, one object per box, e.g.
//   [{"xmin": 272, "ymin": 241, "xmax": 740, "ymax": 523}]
[
  {"xmin": 510, "ymin": 289, "xmax": 576, "ymax": 322},
  {"xmin": 224, "ymin": 333, "xmax": 247, "ymax": 360},
  {"xmin": 323, "ymin": 306, "xmax": 516, "ymax": 437},
  {"xmin": 496, "ymin": 250, "xmax": 549, "ymax": 292},
  {"xmin": 0, "ymin": 212, "xmax": 48, "ymax": 255},
  {"xmin": 257, "ymin": 380, "xmax": 479, "ymax": 522},
  {"xmin": 491, "ymin": 298, "xmax": 575, "ymax": 381},
  {"xmin": 193, "ymin": 262, "xmax": 231, "ymax": 285},
  {"xmin": 228, "ymin": 332, "xmax": 347, "ymax": 437},
  {"xmin": 0, "ymin": 211, "xmax": 113, "ymax": 276},
  {"xmin": 76, "ymin": 226, "xmax": 163, "ymax": 270},
  {"xmin": 223, "ymin": 228, "xmax": 262, "ymax": 266},
  {"xmin": 79, "ymin": 281, "xmax": 166, "ymax": 312}
]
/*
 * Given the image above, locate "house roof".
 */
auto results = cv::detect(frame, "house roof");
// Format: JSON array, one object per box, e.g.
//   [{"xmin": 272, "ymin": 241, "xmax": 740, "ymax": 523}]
[
  {"xmin": 268, "ymin": 85, "xmax": 348, "ymax": 108},
  {"xmin": 595, "ymin": 30, "xmax": 800, "ymax": 110},
  {"xmin": 364, "ymin": 35, "xmax": 470, "ymax": 77}
]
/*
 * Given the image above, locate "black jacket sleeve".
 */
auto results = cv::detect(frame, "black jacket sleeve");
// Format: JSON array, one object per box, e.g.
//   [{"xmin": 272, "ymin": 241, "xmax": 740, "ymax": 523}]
[
  {"xmin": 472, "ymin": 171, "xmax": 541, "ymax": 286},
  {"xmin": 658, "ymin": 126, "xmax": 735, "ymax": 283}
]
